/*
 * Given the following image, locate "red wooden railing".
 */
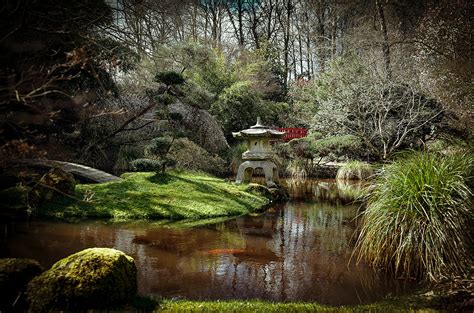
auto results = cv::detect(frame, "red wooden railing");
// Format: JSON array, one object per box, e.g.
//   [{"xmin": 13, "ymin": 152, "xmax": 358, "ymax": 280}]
[{"xmin": 277, "ymin": 128, "xmax": 308, "ymax": 141}]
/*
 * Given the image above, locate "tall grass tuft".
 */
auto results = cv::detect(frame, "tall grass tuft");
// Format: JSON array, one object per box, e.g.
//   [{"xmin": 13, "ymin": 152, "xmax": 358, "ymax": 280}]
[
  {"xmin": 336, "ymin": 161, "xmax": 373, "ymax": 180},
  {"xmin": 354, "ymin": 151, "xmax": 473, "ymax": 281}
]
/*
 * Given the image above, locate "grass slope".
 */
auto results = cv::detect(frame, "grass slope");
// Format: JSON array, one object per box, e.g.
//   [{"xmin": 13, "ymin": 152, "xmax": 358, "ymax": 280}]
[
  {"xmin": 38, "ymin": 171, "xmax": 269, "ymax": 220},
  {"xmin": 154, "ymin": 298, "xmax": 437, "ymax": 312}
]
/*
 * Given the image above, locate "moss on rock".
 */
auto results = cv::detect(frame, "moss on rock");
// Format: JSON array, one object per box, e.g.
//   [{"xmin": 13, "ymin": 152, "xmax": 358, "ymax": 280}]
[
  {"xmin": 26, "ymin": 248, "xmax": 137, "ymax": 312},
  {"xmin": 0, "ymin": 258, "xmax": 43, "ymax": 311},
  {"xmin": 246, "ymin": 183, "xmax": 288, "ymax": 202}
]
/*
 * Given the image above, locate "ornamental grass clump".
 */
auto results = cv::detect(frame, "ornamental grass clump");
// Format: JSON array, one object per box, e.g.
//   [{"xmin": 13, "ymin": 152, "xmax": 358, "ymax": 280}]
[
  {"xmin": 336, "ymin": 161, "xmax": 373, "ymax": 180},
  {"xmin": 355, "ymin": 151, "xmax": 473, "ymax": 281}
]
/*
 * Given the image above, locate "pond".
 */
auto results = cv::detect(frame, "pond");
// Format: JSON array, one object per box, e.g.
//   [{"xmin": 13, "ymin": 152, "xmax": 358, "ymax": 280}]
[{"xmin": 0, "ymin": 179, "xmax": 415, "ymax": 305}]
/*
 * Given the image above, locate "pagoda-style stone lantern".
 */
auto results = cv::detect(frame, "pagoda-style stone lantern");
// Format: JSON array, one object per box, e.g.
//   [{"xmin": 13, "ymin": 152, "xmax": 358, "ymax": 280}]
[{"xmin": 232, "ymin": 117, "xmax": 285, "ymax": 187}]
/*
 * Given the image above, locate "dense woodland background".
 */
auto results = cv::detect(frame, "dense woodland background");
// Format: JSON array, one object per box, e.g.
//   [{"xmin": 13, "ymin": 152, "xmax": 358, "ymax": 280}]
[{"xmin": 1, "ymin": 0, "xmax": 472, "ymax": 175}]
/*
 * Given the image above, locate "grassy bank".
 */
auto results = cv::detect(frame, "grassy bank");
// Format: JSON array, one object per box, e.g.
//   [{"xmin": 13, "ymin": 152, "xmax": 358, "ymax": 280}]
[
  {"xmin": 37, "ymin": 171, "xmax": 269, "ymax": 220},
  {"xmin": 153, "ymin": 298, "xmax": 437, "ymax": 312}
]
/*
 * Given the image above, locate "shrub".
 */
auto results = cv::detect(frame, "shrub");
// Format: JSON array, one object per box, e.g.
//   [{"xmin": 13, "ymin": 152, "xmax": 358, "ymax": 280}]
[
  {"xmin": 130, "ymin": 158, "xmax": 163, "ymax": 172},
  {"xmin": 113, "ymin": 145, "xmax": 143, "ymax": 174},
  {"xmin": 310, "ymin": 135, "xmax": 364, "ymax": 160},
  {"xmin": 310, "ymin": 56, "xmax": 443, "ymax": 159},
  {"xmin": 211, "ymin": 81, "xmax": 262, "ymax": 135},
  {"xmin": 145, "ymin": 137, "xmax": 173, "ymax": 158},
  {"xmin": 168, "ymin": 138, "xmax": 226, "ymax": 176},
  {"xmin": 355, "ymin": 151, "xmax": 473, "ymax": 281},
  {"xmin": 29, "ymin": 168, "xmax": 76, "ymax": 207},
  {"xmin": 285, "ymin": 157, "xmax": 311, "ymax": 179},
  {"xmin": 288, "ymin": 137, "xmax": 313, "ymax": 159},
  {"xmin": 336, "ymin": 161, "xmax": 373, "ymax": 180}
]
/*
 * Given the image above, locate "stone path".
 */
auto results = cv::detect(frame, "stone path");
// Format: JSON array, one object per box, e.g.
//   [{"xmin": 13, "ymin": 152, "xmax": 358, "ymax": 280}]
[{"xmin": 13, "ymin": 159, "xmax": 122, "ymax": 183}]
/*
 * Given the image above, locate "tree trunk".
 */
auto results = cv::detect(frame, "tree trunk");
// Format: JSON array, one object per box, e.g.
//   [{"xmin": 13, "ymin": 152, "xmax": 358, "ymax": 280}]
[{"xmin": 376, "ymin": 0, "xmax": 392, "ymax": 80}]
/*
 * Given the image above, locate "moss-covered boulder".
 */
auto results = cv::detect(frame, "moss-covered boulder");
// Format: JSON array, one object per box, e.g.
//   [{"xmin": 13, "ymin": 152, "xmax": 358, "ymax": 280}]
[
  {"xmin": 27, "ymin": 248, "xmax": 137, "ymax": 312},
  {"xmin": 0, "ymin": 258, "xmax": 43, "ymax": 311},
  {"xmin": 246, "ymin": 183, "xmax": 288, "ymax": 202}
]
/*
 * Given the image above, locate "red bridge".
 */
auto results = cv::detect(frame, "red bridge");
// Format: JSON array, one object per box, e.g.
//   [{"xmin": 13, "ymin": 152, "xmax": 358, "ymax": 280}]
[{"xmin": 277, "ymin": 128, "xmax": 308, "ymax": 141}]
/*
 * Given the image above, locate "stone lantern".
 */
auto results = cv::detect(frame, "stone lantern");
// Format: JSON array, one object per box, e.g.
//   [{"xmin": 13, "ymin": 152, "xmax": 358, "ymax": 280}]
[{"xmin": 232, "ymin": 117, "xmax": 285, "ymax": 187}]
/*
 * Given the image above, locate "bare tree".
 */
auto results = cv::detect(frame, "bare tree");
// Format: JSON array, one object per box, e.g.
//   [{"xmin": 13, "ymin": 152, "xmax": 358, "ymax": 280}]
[{"xmin": 311, "ymin": 59, "xmax": 443, "ymax": 159}]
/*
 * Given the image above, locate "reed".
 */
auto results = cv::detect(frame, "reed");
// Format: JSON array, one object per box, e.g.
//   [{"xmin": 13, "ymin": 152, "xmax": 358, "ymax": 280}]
[
  {"xmin": 336, "ymin": 161, "xmax": 373, "ymax": 180},
  {"xmin": 355, "ymin": 151, "xmax": 473, "ymax": 281}
]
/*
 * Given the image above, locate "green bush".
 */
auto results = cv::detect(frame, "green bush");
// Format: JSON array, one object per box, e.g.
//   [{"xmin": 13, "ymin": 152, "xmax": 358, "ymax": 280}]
[
  {"xmin": 168, "ymin": 138, "xmax": 226, "ymax": 175},
  {"xmin": 336, "ymin": 161, "xmax": 373, "ymax": 180},
  {"xmin": 130, "ymin": 158, "xmax": 163, "ymax": 172},
  {"xmin": 211, "ymin": 81, "xmax": 262, "ymax": 135},
  {"xmin": 355, "ymin": 151, "xmax": 473, "ymax": 281},
  {"xmin": 285, "ymin": 157, "xmax": 312, "ymax": 179},
  {"xmin": 287, "ymin": 137, "xmax": 314, "ymax": 159},
  {"xmin": 310, "ymin": 135, "xmax": 364, "ymax": 160},
  {"xmin": 145, "ymin": 137, "xmax": 173, "ymax": 157}
]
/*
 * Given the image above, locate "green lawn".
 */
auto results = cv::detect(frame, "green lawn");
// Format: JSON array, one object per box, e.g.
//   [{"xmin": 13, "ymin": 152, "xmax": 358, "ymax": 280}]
[
  {"xmin": 38, "ymin": 171, "xmax": 269, "ymax": 220},
  {"xmin": 154, "ymin": 299, "xmax": 437, "ymax": 312}
]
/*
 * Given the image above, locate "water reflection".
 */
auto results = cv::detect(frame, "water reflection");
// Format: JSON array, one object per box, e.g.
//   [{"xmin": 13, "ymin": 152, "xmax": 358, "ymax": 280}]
[
  {"xmin": 0, "ymin": 180, "xmax": 414, "ymax": 305},
  {"xmin": 284, "ymin": 179, "xmax": 367, "ymax": 204}
]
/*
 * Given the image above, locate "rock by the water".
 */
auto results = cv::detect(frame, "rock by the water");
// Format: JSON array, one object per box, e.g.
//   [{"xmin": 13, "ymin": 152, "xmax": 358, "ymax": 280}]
[
  {"xmin": 27, "ymin": 248, "xmax": 137, "ymax": 312},
  {"xmin": 0, "ymin": 258, "xmax": 43, "ymax": 311},
  {"xmin": 246, "ymin": 183, "xmax": 288, "ymax": 202}
]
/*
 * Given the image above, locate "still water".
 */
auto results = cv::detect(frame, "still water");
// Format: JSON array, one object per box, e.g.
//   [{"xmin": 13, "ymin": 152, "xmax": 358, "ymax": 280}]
[{"xmin": 0, "ymin": 180, "xmax": 414, "ymax": 305}]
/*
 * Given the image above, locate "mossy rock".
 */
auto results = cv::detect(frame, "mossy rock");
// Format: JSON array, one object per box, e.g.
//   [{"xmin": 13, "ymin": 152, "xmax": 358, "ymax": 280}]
[
  {"xmin": 246, "ymin": 183, "xmax": 288, "ymax": 202},
  {"xmin": 27, "ymin": 248, "xmax": 137, "ymax": 312},
  {"xmin": 0, "ymin": 258, "xmax": 43, "ymax": 311}
]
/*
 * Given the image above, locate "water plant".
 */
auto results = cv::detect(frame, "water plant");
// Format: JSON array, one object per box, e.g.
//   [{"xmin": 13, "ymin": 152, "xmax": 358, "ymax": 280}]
[
  {"xmin": 336, "ymin": 161, "xmax": 373, "ymax": 180},
  {"xmin": 355, "ymin": 151, "xmax": 473, "ymax": 281}
]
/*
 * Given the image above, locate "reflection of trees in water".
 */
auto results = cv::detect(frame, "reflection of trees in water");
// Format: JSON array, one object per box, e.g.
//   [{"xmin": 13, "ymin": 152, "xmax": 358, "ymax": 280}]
[
  {"xmin": 285, "ymin": 179, "xmax": 367, "ymax": 204},
  {"xmin": 5, "ymin": 205, "xmax": 414, "ymax": 303},
  {"xmin": 175, "ymin": 200, "xmax": 395, "ymax": 303}
]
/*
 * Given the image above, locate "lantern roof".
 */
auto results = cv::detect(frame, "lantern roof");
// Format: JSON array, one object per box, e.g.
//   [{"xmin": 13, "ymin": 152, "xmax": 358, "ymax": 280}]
[{"xmin": 232, "ymin": 117, "xmax": 285, "ymax": 138}]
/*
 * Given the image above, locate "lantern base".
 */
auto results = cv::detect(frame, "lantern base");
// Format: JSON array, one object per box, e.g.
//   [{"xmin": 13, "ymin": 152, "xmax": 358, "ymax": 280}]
[{"xmin": 235, "ymin": 160, "xmax": 279, "ymax": 187}]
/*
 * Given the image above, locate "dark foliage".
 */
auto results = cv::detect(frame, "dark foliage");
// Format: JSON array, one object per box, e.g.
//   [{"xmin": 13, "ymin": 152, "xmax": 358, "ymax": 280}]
[{"xmin": 154, "ymin": 71, "xmax": 186, "ymax": 86}]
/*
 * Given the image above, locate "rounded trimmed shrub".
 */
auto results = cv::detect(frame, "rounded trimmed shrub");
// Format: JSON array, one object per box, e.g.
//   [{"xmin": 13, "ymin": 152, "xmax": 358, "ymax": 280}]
[
  {"xmin": 130, "ymin": 158, "xmax": 163, "ymax": 172},
  {"xmin": 336, "ymin": 161, "xmax": 373, "ymax": 180},
  {"xmin": 27, "ymin": 248, "xmax": 137, "ymax": 311},
  {"xmin": 355, "ymin": 151, "xmax": 473, "ymax": 281}
]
